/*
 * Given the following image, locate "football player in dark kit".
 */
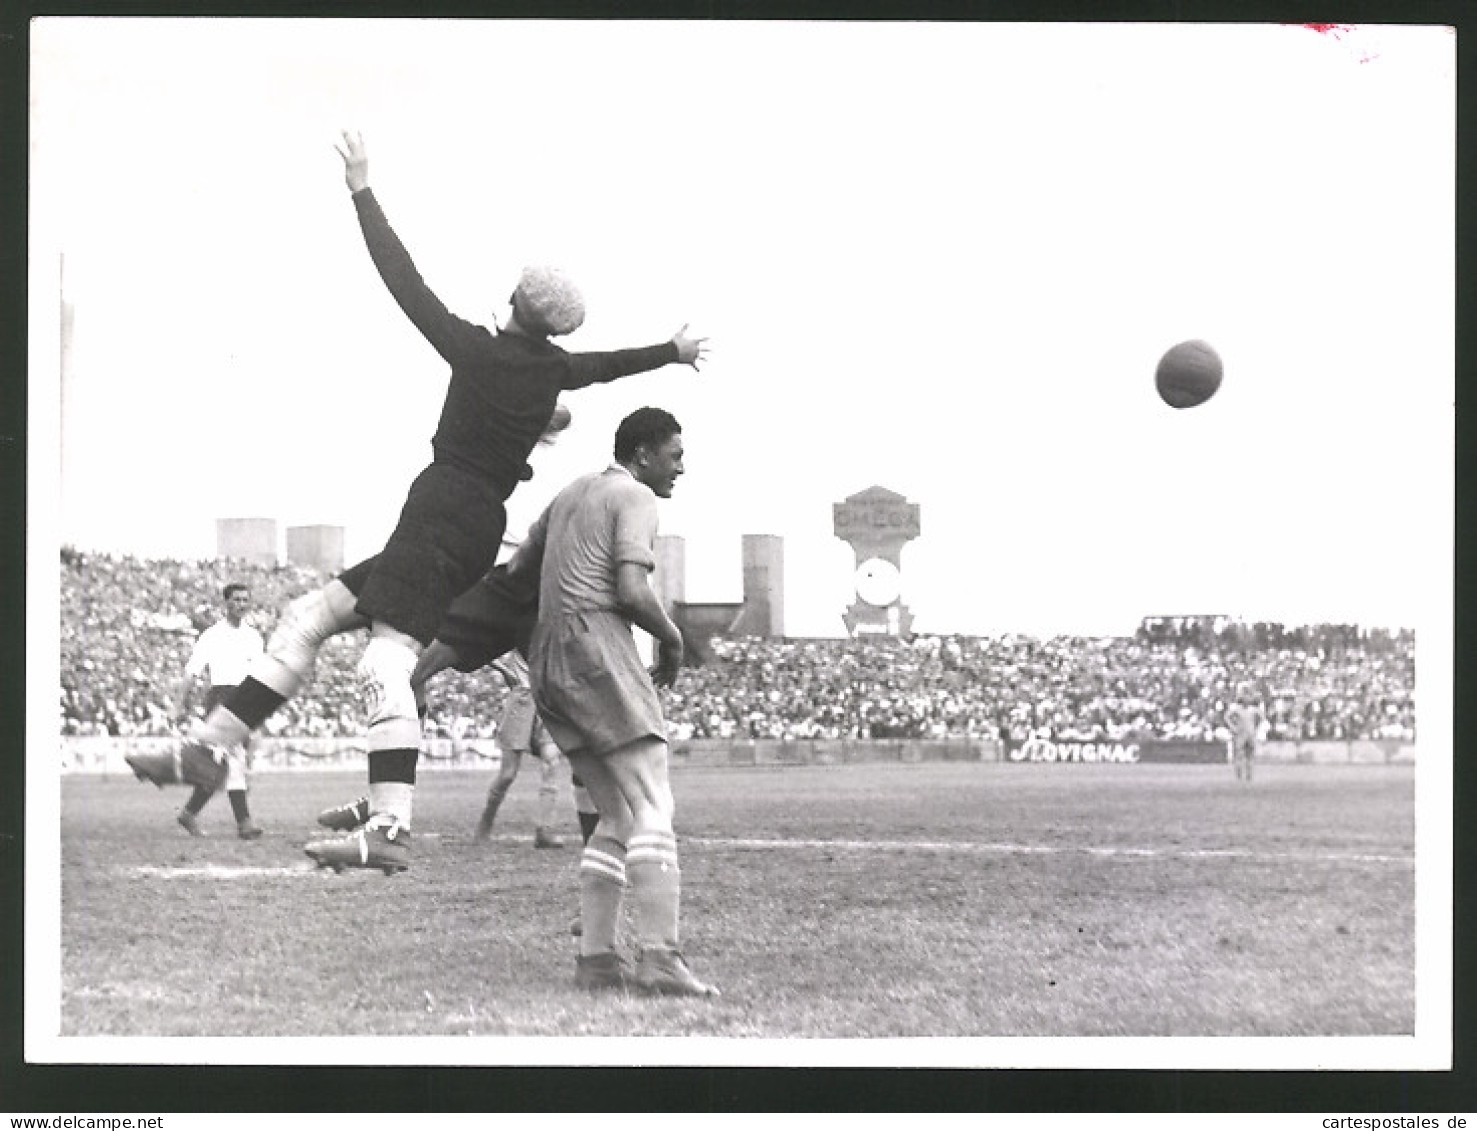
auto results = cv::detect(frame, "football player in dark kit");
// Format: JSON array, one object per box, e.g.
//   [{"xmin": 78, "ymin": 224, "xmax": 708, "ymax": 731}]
[{"xmin": 128, "ymin": 132, "xmax": 707, "ymax": 875}]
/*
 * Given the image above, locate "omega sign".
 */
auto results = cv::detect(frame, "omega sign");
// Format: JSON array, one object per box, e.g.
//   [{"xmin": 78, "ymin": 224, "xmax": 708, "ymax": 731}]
[
  {"xmin": 833, "ymin": 486, "xmax": 920, "ymax": 638},
  {"xmin": 1008, "ymin": 739, "xmax": 1142, "ymax": 764}
]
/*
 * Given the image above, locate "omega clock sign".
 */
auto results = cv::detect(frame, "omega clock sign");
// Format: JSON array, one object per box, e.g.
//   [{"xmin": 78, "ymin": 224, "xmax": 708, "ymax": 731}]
[{"xmin": 832, "ymin": 486, "xmax": 920, "ymax": 637}]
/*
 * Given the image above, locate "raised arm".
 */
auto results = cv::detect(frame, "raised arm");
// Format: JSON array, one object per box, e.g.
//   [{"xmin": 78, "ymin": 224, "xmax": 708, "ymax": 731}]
[
  {"xmin": 562, "ymin": 325, "xmax": 709, "ymax": 390},
  {"xmin": 335, "ymin": 131, "xmax": 481, "ymax": 364}
]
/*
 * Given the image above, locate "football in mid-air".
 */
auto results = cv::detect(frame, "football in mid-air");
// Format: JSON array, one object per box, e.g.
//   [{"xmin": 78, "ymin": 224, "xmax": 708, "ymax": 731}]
[{"xmin": 1155, "ymin": 339, "xmax": 1223, "ymax": 409}]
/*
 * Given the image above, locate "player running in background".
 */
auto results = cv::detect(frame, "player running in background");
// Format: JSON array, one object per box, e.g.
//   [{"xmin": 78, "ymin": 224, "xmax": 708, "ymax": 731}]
[
  {"xmin": 506, "ymin": 406, "xmax": 717, "ymax": 997},
  {"xmin": 1225, "ymin": 683, "xmax": 1268, "ymax": 782},
  {"xmin": 154, "ymin": 582, "xmax": 265, "ymax": 839}
]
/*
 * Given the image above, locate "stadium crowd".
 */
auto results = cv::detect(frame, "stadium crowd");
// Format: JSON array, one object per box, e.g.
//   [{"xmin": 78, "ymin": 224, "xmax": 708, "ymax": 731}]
[{"xmin": 59, "ymin": 550, "xmax": 1417, "ymax": 745}]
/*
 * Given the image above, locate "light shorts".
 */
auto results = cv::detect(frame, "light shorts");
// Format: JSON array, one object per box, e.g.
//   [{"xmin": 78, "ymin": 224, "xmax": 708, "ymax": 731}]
[{"xmin": 530, "ymin": 608, "xmax": 665, "ymax": 758}]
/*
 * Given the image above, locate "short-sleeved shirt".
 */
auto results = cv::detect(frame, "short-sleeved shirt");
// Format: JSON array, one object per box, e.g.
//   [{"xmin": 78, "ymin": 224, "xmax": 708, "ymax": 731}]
[
  {"xmin": 186, "ymin": 620, "xmax": 265, "ymax": 688},
  {"xmin": 530, "ymin": 464, "xmax": 658, "ymax": 615},
  {"xmin": 524, "ymin": 465, "xmax": 665, "ymax": 757},
  {"xmin": 1226, "ymin": 703, "xmax": 1266, "ymax": 745}
]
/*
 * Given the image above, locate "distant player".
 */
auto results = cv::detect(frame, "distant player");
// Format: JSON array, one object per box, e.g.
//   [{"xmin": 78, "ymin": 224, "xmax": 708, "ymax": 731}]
[
  {"xmin": 476, "ymin": 652, "xmax": 568, "ymax": 847},
  {"xmin": 1225, "ymin": 684, "xmax": 1268, "ymax": 782},
  {"xmin": 507, "ymin": 406, "xmax": 717, "ymax": 996},
  {"xmin": 170, "ymin": 583, "xmax": 264, "ymax": 839}
]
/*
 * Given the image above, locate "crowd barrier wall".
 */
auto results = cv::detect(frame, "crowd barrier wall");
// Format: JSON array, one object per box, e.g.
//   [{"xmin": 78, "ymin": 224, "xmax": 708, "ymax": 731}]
[
  {"xmin": 58, "ymin": 735, "xmax": 502, "ymax": 776},
  {"xmin": 59, "ymin": 735, "xmax": 1415, "ymax": 774}
]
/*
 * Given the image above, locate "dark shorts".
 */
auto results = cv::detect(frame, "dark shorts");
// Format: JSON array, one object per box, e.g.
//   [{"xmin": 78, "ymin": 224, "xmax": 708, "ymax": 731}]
[
  {"xmin": 530, "ymin": 608, "xmax": 665, "ymax": 758},
  {"xmin": 353, "ymin": 463, "xmax": 508, "ymax": 646},
  {"xmin": 204, "ymin": 686, "xmax": 233, "ymax": 715},
  {"xmin": 437, "ymin": 564, "xmax": 540, "ymax": 673},
  {"xmin": 336, "ymin": 555, "xmax": 379, "ymax": 598}
]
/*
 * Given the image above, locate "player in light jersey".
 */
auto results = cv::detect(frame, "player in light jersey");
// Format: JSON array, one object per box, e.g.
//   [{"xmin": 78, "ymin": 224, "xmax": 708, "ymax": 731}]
[
  {"xmin": 506, "ymin": 406, "xmax": 716, "ymax": 996},
  {"xmin": 169, "ymin": 583, "xmax": 265, "ymax": 838},
  {"xmin": 1225, "ymin": 684, "xmax": 1268, "ymax": 782}
]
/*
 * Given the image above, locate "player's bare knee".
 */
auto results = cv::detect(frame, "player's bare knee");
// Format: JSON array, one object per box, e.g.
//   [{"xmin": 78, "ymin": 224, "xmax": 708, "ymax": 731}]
[
  {"xmin": 608, "ymin": 737, "xmax": 676, "ymax": 829},
  {"xmin": 625, "ymin": 781, "xmax": 675, "ymax": 837},
  {"xmin": 567, "ymin": 752, "xmax": 634, "ymax": 838},
  {"xmin": 595, "ymin": 807, "xmax": 635, "ymax": 844}
]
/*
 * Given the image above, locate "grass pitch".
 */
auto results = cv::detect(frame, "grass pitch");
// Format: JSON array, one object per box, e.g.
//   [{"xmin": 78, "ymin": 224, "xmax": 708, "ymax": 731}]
[{"xmin": 56, "ymin": 759, "xmax": 1414, "ymax": 1042}]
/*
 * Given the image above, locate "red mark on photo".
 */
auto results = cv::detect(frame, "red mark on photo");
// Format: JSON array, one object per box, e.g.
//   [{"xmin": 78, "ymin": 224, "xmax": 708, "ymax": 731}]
[{"xmin": 1296, "ymin": 22, "xmax": 1379, "ymax": 64}]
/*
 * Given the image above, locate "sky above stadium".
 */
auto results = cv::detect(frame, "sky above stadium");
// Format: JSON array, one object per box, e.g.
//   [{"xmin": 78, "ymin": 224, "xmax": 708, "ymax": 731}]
[{"xmin": 30, "ymin": 18, "xmax": 1455, "ymax": 640}]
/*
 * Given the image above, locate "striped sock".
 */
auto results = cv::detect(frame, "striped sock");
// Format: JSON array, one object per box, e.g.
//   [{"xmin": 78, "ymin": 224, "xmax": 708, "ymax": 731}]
[
  {"xmin": 578, "ymin": 834, "xmax": 627, "ymax": 955},
  {"xmin": 626, "ymin": 830, "xmax": 681, "ymax": 951}
]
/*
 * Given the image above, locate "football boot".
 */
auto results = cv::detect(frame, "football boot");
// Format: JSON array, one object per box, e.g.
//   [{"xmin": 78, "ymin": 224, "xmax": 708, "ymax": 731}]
[
  {"xmin": 316, "ymin": 795, "xmax": 371, "ymax": 831},
  {"xmin": 126, "ymin": 741, "xmax": 228, "ymax": 792},
  {"xmin": 305, "ymin": 814, "xmax": 411, "ymax": 875},
  {"xmin": 633, "ymin": 947, "xmax": 719, "ymax": 998},
  {"xmin": 575, "ymin": 950, "xmax": 632, "ymax": 992}
]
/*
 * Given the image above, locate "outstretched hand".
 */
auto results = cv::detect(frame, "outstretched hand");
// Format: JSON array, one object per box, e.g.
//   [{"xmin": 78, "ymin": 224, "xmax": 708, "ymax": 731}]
[
  {"xmin": 334, "ymin": 130, "xmax": 370, "ymax": 194},
  {"xmin": 671, "ymin": 325, "xmax": 709, "ymax": 371}
]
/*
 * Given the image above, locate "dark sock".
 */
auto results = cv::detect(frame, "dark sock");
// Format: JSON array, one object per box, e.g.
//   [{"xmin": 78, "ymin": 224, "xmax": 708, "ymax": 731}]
[
  {"xmin": 183, "ymin": 785, "xmax": 213, "ymax": 816},
  {"xmin": 485, "ymin": 779, "xmax": 511, "ymax": 810},
  {"xmin": 367, "ymin": 748, "xmax": 419, "ymax": 826},
  {"xmin": 227, "ymin": 789, "xmax": 251, "ymax": 823},
  {"xmin": 578, "ymin": 810, "xmax": 600, "ymax": 845},
  {"xmin": 368, "ymin": 748, "xmax": 419, "ymax": 785}
]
